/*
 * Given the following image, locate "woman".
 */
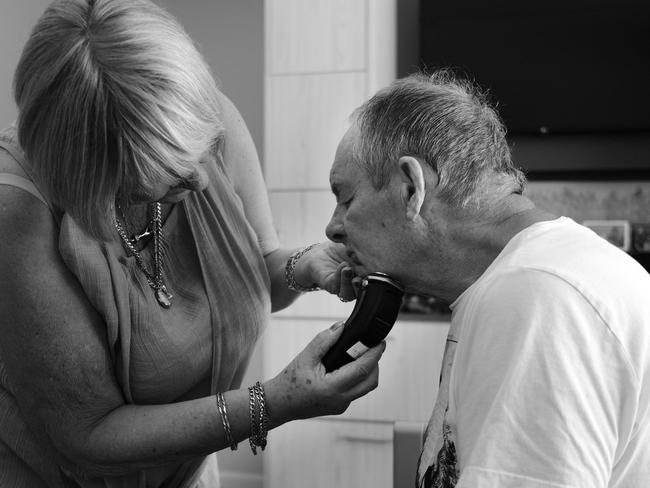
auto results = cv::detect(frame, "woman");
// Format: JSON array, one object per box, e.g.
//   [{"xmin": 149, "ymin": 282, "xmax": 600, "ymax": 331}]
[{"xmin": 0, "ymin": 0, "xmax": 383, "ymax": 486}]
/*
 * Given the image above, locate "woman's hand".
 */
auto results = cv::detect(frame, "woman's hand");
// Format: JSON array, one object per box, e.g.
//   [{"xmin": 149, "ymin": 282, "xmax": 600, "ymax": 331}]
[
  {"xmin": 294, "ymin": 242, "xmax": 359, "ymax": 302},
  {"xmin": 264, "ymin": 321, "xmax": 386, "ymax": 427}
]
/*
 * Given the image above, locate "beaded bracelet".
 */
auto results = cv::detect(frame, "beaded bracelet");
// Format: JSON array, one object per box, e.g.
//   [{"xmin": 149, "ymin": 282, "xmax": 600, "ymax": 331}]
[
  {"xmin": 216, "ymin": 392, "xmax": 238, "ymax": 451},
  {"xmin": 284, "ymin": 244, "xmax": 321, "ymax": 293}
]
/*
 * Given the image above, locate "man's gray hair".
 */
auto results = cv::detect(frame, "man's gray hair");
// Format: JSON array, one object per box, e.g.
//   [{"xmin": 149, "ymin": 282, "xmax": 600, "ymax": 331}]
[{"xmin": 351, "ymin": 70, "xmax": 526, "ymax": 210}]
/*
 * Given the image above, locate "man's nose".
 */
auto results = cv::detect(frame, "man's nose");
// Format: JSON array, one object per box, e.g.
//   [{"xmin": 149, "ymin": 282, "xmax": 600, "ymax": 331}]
[{"xmin": 325, "ymin": 211, "xmax": 345, "ymax": 243}]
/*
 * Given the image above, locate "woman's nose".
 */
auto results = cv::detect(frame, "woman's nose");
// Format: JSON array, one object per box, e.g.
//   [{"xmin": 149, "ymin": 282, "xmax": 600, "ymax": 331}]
[{"xmin": 325, "ymin": 210, "xmax": 345, "ymax": 243}]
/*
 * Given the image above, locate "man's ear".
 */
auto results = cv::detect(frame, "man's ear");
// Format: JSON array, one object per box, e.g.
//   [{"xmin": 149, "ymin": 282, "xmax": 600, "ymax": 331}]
[{"xmin": 397, "ymin": 156, "xmax": 429, "ymax": 221}]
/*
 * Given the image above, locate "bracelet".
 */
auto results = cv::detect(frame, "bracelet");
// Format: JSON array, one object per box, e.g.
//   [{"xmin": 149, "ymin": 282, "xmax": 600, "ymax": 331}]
[
  {"xmin": 248, "ymin": 385, "xmax": 259, "ymax": 454},
  {"xmin": 284, "ymin": 244, "xmax": 321, "ymax": 293},
  {"xmin": 216, "ymin": 392, "xmax": 238, "ymax": 451},
  {"xmin": 253, "ymin": 381, "xmax": 268, "ymax": 451},
  {"xmin": 247, "ymin": 381, "xmax": 269, "ymax": 454}
]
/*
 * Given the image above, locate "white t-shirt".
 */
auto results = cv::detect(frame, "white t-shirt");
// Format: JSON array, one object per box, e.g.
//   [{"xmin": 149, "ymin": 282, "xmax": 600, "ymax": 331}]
[{"xmin": 417, "ymin": 217, "xmax": 650, "ymax": 488}]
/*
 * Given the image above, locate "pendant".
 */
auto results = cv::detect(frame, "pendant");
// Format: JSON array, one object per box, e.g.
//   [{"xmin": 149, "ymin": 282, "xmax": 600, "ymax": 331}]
[{"xmin": 155, "ymin": 286, "xmax": 173, "ymax": 309}]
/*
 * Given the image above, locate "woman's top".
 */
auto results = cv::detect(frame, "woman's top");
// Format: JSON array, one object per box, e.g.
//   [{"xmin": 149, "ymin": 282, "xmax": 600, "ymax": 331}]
[{"xmin": 0, "ymin": 125, "xmax": 277, "ymax": 487}]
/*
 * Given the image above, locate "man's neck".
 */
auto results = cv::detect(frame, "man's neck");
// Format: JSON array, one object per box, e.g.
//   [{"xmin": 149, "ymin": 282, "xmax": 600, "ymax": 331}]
[{"xmin": 417, "ymin": 195, "xmax": 557, "ymax": 303}]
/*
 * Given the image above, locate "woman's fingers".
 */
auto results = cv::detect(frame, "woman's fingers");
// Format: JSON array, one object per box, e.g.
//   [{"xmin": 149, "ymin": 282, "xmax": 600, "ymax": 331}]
[
  {"xmin": 302, "ymin": 321, "xmax": 345, "ymax": 365},
  {"xmin": 337, "ymin": 265, "xmax": 357, "ymax": 302},
  {"xmin": 326, "ymin": 341, "xmax": 386, "ymax": 394}
]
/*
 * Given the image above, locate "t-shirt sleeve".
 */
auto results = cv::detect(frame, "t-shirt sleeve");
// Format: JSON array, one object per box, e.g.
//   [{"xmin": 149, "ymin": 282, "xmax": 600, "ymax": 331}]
[{"xmin": 451, "ymin": 268, "xmax": 637, "ymax": 488}]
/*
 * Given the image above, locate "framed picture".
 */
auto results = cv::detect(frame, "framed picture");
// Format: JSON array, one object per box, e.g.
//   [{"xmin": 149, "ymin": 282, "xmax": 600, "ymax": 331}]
[{"xmin": 583, "ymin": 219, "xmax": 631, "ymax": 252}]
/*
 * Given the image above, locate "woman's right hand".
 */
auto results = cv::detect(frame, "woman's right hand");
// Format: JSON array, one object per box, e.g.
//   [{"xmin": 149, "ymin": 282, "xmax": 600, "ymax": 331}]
[{"xmin": 264, "ymin": 321, "xmax": 386, "ymax": 427}]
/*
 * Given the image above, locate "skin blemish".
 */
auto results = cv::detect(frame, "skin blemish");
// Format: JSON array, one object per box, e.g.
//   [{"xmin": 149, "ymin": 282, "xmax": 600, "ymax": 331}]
[{"xmin": 306, "ymin": 379, "xmax": 312, "ymax": 385}]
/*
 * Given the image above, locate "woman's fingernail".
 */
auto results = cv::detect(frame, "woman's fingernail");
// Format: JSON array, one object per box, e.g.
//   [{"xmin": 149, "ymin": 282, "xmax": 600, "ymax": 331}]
[{"xmin": 330, "ymin": 321, "xmax": 344, "ymax": 331}]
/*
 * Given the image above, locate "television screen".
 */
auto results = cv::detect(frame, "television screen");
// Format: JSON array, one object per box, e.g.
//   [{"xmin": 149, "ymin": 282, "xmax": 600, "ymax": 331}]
[{"xmin": 417, "ymin": 0, "xmax": 650, "ymax": 136}]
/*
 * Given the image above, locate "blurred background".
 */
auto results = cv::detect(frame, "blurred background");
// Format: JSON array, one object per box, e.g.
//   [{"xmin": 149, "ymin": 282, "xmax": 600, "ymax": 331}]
[{"xmin": 1, "ymin": 1, "xmax": 648, "ymax": 487}]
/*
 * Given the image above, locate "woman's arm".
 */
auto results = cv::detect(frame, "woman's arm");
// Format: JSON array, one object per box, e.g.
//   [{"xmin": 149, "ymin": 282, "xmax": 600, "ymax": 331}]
[
  {"xmin": 0, "ymin": 186, "xmax": 382, "ymax": 478},
  {"xmin": 218, "ymin": 90, "xmax": 279, "ymax": 258},
  {"xmin": 217, "ymin": 92, "xmax": 357, "ymax": 311}
]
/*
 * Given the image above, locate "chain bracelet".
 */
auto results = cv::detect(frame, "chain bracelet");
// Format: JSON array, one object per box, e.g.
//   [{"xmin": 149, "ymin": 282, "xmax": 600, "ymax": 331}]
[
  {"xmin": 284, "ymin": 243, "xmax": 321, "ymax": 293},
  {"xmin": 248, "ymin": 385, "xmax": 259, "ymax": 454},
  {"xmin": 253, "ymin": 381, "xmax": 268, "ymax": 450}
]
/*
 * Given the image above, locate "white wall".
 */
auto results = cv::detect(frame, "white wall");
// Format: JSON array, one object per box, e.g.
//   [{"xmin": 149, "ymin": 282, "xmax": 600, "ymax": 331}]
[
  {"xmin": 0, "ymin": 0, "xmax": 51, "ymax": 128},
  {"xmin": 155, "ymin": 0, "xmax": 265, "ymax": 160}
]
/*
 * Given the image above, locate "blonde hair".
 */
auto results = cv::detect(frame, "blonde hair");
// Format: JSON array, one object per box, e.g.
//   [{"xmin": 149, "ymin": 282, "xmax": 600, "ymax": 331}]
[{"xmin": 13, "ymin": 0, "xmax": 223, "ymax": 240}]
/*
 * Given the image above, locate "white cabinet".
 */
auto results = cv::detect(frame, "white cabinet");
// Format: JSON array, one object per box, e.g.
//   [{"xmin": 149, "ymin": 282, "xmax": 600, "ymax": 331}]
[{"xmin": 266, "ymin": 419, "xmax": 393, "ymax": 488}]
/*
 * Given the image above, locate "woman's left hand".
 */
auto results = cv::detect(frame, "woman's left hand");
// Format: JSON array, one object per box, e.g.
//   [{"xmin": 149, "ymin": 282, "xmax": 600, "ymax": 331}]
[{"xmin": 296, "ymin": 242, "xmax": 359, "ymax": 302}]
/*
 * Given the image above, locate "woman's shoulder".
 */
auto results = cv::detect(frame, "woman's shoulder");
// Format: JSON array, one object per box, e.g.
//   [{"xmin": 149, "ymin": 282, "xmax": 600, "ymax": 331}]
[
  {"xmin": 0, "ymin": 126, "xmax": 61, "ymax": 220},
  {"xmin": 0, "ymin": 135, "xmax": 57, "ymax": 248},
  {"xmin": 0, "ymin": 180, "xmax": 56, "ymax": 245},
  {"xmin": 0, "ymin": 126, "xmax": 28, "ymax": 176}
]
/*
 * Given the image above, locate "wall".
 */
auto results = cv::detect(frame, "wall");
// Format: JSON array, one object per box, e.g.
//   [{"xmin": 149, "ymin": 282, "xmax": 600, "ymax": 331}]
[
  {"xmin": 155, "ymin": 0, "xmax": 265, "ymax": 157},
  {"xmin": 0, "ymin": 0, "xmax": 51, "ymax": 128}
]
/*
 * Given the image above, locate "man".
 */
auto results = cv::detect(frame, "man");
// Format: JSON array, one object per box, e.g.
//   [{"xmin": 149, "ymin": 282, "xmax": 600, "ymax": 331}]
[{"xmin": 326, "ymin": 70, "xmax": 650, "ymax": 487}]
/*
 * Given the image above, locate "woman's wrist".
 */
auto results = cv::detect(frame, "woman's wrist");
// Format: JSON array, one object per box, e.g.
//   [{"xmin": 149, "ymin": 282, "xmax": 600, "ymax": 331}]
[
  {"xmin": 260, "ymin": 377, "xmax": 290, "ymax": 430},
  {"xmin": 284, "ymin": 244, "xmax": 320, "ymax": 292}
]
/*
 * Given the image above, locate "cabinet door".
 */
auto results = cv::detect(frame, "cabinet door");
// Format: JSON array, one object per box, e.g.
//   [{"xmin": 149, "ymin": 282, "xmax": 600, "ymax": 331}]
[{"xmin": 265, "ymin": 419, "xmax": 393, "ymax": 488}]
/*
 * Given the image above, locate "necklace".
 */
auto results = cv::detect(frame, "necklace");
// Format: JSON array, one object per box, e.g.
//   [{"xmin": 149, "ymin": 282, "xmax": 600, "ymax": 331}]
[{"xmin": 114, "ymin": 202, "xmax": 173, "ymax": 308}]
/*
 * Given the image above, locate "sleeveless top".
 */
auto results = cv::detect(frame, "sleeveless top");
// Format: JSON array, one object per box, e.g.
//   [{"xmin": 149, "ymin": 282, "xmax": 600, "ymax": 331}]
[{"xmin": 0, "ymin": 126, "xmax": 272, "ymax": 487}]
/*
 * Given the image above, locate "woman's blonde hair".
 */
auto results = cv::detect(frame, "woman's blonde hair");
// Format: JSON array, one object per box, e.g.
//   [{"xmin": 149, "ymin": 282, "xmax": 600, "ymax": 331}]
[{"xmin": 13, "ymin": 0, "xmax": 223, "ymax": 240}]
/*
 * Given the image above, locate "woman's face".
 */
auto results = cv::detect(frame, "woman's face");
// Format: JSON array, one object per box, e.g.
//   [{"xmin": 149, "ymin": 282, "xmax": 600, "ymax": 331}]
[
  {"xmin": 133, "ymin": 158, "xmax": 210, "ymax": 204},
  {"xmin": 158, "ymin": 165, "xmax": 209, "ymax": 203}
]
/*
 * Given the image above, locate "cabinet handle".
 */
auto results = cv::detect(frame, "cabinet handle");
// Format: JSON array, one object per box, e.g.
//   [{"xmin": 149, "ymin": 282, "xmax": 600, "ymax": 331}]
[{"xmin": 338, "ymin": 435, "xmax": 392, "ymax": 444}]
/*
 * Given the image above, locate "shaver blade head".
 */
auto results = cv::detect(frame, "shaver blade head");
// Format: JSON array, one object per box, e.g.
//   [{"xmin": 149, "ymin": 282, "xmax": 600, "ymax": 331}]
[{"xmin": 363, "ymin": 272, "xmax": 405, "ymax": 293}]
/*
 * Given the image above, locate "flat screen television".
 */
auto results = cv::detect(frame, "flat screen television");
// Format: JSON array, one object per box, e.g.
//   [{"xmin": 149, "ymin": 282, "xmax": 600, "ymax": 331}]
[{"xmin": 410, "ymin": 0, "xmax": 650, "ymax": 179}]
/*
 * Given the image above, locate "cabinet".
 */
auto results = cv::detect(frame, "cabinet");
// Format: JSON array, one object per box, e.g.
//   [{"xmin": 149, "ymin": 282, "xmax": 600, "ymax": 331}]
[{"xmin": 266, "ymin": 419, "xmax": 393, "ymax": 488}]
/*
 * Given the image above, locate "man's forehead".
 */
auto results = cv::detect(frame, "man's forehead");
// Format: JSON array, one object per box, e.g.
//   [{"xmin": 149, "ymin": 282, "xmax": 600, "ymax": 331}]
[{"xmin": 329, "ymin": 125, "xmax": 362, "ymax": 189}]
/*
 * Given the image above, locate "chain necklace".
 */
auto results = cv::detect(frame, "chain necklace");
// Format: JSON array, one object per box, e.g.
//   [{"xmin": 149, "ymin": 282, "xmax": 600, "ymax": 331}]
[{"xmin": 114, "ymin": 202, "xmax": 173, "ymax": 308}]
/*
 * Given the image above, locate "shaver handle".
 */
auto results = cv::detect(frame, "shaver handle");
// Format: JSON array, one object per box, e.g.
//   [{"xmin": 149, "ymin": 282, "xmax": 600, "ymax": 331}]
[{"xmin": 322, "ymin": 273, "xmax": 404, "ymax": 372}]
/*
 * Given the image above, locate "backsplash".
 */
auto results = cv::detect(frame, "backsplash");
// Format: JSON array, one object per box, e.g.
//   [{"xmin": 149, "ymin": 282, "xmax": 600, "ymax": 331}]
[{"xmin": 524, "ymin": 181, "xmax": 650, "ymax": 222}]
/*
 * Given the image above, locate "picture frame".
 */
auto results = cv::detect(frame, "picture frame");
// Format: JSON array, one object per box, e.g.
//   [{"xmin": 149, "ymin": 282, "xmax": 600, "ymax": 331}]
[{"xmin": 582, "ymin": 219, "xmax": 631, "ymax": 252}]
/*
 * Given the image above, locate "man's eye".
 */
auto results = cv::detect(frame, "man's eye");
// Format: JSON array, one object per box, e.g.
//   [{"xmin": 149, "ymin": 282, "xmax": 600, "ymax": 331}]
[{"xmin": 342, "ymin": 197, "xmax": 353, "ymax": 208}]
